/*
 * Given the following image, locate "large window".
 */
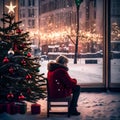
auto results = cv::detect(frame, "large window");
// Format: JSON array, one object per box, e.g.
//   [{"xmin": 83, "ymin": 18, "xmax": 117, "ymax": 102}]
[
  {"xmin": 111, "ymin": 0, "xmax": 120, "ymax": 84},
  {"xmin": 40, "ymin": 0, "xmax": 104, "ymax": 85},
  {"xmin": 39, "ymin": 0, "xmax": 120, "ymax": 89}
]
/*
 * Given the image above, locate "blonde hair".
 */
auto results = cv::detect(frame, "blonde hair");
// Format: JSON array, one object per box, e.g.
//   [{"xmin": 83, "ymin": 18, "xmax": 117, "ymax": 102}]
[{"xmin": 56, "ymin": 55, "xmax": 68, "ymax": 65}]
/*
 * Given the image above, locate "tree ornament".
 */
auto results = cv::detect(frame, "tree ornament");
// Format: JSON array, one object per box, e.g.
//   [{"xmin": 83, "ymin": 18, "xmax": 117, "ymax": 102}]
[
  {"xmin": 9, "ymin": 67, "xmax": 14, "ymax": 74},
  {"xmin": 26, "ymin": 74, "xmax": 32, "ymax": 80},
  {"xmin": 18, "ymin": 93, "xmax": 25, "ymax": 101},
  {"xmin": 3, "ymin": 57, "xmax": 9, "ymax": 63},
  {"xmin": 21, "ymin": 59, "xmax": 26, "ymax": 65},
  {"xmin": 8, "ymin": 48, "xmax": 14, "ymax": 57},
  {"xmin": 27, "ymin": 52, "xmax": 31, "ymax": 57},
  {"xmin": 24, "ymin": 51, "xmax": 27, "ymax": 55},
  {"xmin": 16, "ymin": 28, "xmax": 21, "ymax": 34},
  {"xmin": 7, "ymin": 92, "xmax": 14, "ymax": 101}
]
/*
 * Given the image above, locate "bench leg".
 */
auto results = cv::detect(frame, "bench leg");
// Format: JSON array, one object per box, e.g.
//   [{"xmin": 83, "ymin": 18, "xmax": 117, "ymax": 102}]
[{"xmin": 47, "ymin": 101, "xmax": 50, "ymax": 117}]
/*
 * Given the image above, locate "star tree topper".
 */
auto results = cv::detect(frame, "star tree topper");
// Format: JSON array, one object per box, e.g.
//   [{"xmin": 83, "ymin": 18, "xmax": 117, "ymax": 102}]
[{"xmin": 6, "ymin": 2, "xmax": 16, "ymax": 13}]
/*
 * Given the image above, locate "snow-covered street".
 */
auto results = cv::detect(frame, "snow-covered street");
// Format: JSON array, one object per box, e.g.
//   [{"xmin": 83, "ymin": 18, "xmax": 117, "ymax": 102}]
[
  {"xmin": 40, "ymin": 58, "xmax": 120, "ymax": 84},
  {"xmin": 40, "ymin": 59, "xmax": 103, "ymax": 83}
]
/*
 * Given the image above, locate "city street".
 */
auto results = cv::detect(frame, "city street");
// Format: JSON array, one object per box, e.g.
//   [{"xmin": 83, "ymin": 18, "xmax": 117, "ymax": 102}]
[
  {"xmin": 40, "ymin": 58, "xmax": 103, "ymax": 83},
  {"xmin": 40, "ymin": 58, "xmax": 120, "ymax": 84}
]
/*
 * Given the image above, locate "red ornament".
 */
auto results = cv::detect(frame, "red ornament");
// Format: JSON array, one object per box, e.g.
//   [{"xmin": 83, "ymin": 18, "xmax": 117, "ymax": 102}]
[
  {"xmin": 16, "ymin": 28, "xmax": 21, "ymax": 34},
  {"xmin": 21, "ymin": 59, "xmax": 26, "ymax": 65},
  {"xmin": 26, "ymin": 74, "xmax": 32, "ymax": 80},
  {"xmin": 9, "ymin": 67, "xmax": 14, "ymax": 74},
  {"xmin": 7, "ymin": 92, "xmax": 14, "ymax": 100},
  {"xmin": 18, "ymin": 93, "xmax": 25, "ymax": 101},
  {"xmin": 3, "ymin": 57, "xmax": 9, "ymax": 63},
  {"xmin": 27, "ymin": 52, "xmax": 31, "ymax": 57}
]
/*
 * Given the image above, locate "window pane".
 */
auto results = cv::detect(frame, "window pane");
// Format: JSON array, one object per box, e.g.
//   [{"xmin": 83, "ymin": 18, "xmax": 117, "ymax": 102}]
[
  {"xmin": 111, "ymin": 0, "xmax": 120, "ymax": 83},
  {"xmin": 39, "ymin": 0, "xmax": 104, "ymax": 84}
]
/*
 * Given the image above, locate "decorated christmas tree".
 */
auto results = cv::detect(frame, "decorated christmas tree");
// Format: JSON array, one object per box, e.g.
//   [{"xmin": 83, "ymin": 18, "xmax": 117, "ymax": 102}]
[{"xmin": 0, "ymin": 3, "xmax": 46, "ymax": 103}]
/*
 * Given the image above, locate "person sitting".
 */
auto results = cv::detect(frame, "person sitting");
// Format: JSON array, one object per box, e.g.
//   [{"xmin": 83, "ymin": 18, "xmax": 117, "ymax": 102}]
[{"xmin": 47, "ymin": 55, "xmax": 81, "ymax": 115}]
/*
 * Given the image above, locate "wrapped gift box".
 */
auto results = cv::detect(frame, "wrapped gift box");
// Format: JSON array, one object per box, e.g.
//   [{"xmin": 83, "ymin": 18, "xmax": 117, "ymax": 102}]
[
  {"xmin": 6, "ymin": 102, "xmax": 14, "ymax": 114},
  {"xmin": 31, "ymin": 103, "xmax": 41, "ymax": 114},
  {"xmin": 0, "ymin": 102, "xmax": 27, "ymax": 114},
  {"xmin": 15, "ymin": 102, "xmax": 27, "ymax": 114},
  {"xmin": 5, "ymin": 102, "xmax": 17, "ymax": 114}
]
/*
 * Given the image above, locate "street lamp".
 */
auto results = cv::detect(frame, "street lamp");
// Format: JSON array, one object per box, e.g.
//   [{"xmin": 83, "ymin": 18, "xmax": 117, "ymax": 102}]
[{"xmin": 74, "ymin": 0, "xmax": 83, "ymax": 64}]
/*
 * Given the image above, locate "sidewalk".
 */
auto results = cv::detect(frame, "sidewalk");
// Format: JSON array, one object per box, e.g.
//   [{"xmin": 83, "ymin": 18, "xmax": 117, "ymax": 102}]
[{"xmin": 0, "ymin": 92, "xmax": 120, "ymax": 120}]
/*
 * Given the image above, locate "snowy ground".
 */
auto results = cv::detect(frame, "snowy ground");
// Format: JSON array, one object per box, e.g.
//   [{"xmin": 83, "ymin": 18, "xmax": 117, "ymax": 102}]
[
  {"xmin": 39, "ymin": 59, "xmax": 103, "ymax": 83},
  {"xmin": 0, "ymin": 92, "xmax": 120, "ymax": 120},
  {"xmin": 40, "ymin": 58, "xmax": 120, "ymax": 84}
]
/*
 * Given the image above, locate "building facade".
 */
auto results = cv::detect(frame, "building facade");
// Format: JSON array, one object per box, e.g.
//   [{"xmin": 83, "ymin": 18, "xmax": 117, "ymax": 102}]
[
  {"xmin": 39, "ymin": 0, "xmax": 105, "ymax": 55},
  {"xmin": 18, "ymin": 0, "xmax": 40, "ymax": 46}
]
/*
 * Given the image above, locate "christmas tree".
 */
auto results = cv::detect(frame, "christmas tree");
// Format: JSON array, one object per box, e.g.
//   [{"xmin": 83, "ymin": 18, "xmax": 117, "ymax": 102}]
[{"xmin": 0, "ymin": 6, "xmax": 46, "ymax": 103}]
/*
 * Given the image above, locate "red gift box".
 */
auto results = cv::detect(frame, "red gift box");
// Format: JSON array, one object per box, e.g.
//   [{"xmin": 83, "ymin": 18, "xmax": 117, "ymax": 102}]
[
  {"xmin": 5, "ymin": 102, "xmax": 17, "ymax": 114},
  {"xmin": 0, "ymin": 102, "xmax": 27, "ymax": 114},
  {"xmin": 7, "ymin": 102, "xmax": 27, "ymax": 114},
  {"xmin": 31, "ymin": 103, "xmax": 41, "ymax": 114}
]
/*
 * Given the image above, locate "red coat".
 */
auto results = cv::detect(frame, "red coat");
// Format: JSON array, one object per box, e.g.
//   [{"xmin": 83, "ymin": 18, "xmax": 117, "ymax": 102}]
[{"xmin": 47, "ymin": 62, "xmax": 77, "ymax": 99}]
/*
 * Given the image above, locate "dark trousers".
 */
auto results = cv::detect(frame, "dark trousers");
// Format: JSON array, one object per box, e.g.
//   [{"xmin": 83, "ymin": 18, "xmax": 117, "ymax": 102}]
[{"xmin": 70, "ymin": 85, "xmax": 81, "ymax": 108}]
